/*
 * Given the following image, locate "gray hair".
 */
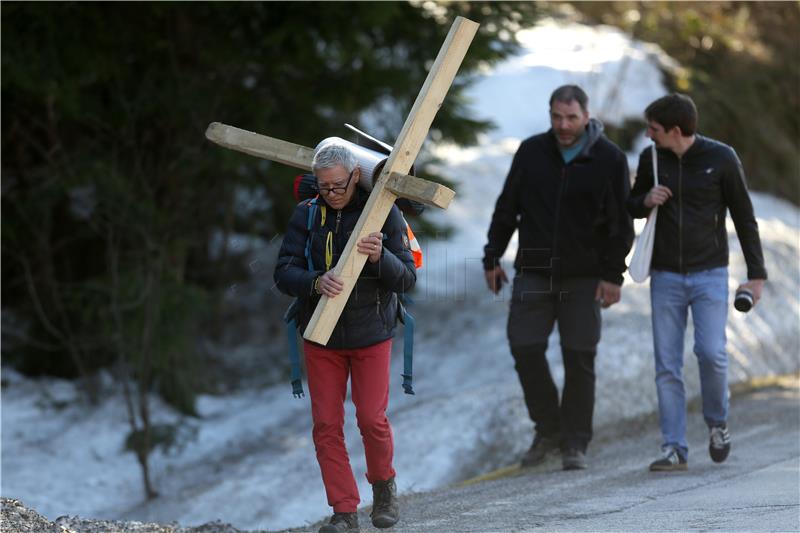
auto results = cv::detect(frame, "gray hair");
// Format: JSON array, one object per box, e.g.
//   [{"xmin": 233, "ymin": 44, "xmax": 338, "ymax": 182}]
[{"xmin": 312, "ymin": 141, "xmax": 358, "ymax": 173}]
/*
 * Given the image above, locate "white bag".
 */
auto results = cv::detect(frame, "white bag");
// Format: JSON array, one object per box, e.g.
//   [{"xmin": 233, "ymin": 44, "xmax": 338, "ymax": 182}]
[{"xmin": 629, "ymin": 144, "xmax": 659, "ymax": 283}]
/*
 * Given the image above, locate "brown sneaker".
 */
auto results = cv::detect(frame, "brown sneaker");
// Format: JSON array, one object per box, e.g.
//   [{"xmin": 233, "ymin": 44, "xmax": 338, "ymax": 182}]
[
  {"xmin": 562, "ymin": 448, "xmax": 588, "ymax": 470},
  {"xmin": 319, "ymin": 512, "xmax": 359, "ymax": 533},
  {"xmin": 521, "ymin": 433, "xmax": 560, "ymax": 467},
  {"xmin": 370, "ymin": 477, "xmax": 399, "ymax": 528}
]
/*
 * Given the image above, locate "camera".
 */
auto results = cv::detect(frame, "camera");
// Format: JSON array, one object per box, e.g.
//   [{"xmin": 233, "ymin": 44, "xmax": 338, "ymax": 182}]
[{"xmin": 734, "ymin": 288, "xmax": 754, "ymax": 313}]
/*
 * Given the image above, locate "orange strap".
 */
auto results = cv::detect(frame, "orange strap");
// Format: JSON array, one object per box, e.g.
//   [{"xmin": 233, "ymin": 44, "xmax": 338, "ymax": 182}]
[{"xmin": 406, "ymin": 223, "xmax": 423, "ymax": 269}]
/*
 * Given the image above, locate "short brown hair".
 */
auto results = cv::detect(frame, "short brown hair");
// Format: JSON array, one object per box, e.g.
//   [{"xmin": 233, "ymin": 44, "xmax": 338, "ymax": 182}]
[
  {"xmin": 550, "ymin": 85, "xmax": 589, "ymax": 112},
  {"xmin": 645, "ymin": 93, "xmax": 698, "ymax": 136}
]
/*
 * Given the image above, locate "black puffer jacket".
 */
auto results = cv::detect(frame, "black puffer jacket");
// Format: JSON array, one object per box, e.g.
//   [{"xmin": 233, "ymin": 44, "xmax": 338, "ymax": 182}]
[
  {"xmin": 483, "ymin": 119, "xmax": 634, "ymax": 285},
  {"xmin": 627, "ymin": 136, "xmax": 767, "ymax": 280},
  {"xmin": 274, "ymin": 186, "xmax": 417, "ymax": 349}
]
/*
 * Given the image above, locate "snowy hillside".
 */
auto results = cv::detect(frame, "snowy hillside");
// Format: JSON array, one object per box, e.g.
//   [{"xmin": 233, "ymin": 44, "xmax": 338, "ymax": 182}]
[{"xmin": 2, "ymin": 18, "xmax": 798, "ymax": 533}]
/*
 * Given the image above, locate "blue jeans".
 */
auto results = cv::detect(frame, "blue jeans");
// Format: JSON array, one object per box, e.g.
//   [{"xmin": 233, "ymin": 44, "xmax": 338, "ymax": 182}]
[{"xmin": 650, "ymin": 267, "xmax": 729, "ymax": 459}]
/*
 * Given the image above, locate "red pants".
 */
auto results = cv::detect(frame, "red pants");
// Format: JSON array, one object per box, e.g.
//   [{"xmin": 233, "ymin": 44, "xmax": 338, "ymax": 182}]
[{"xmin": 304, "ymin": 338, "xmax": 396, "ymax": 513}]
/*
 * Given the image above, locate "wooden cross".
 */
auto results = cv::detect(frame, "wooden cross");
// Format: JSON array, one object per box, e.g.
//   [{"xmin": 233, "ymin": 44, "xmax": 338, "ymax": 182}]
[{"xmin": 206, "ymin": 16, "xmax": 479, "ymax": 345}]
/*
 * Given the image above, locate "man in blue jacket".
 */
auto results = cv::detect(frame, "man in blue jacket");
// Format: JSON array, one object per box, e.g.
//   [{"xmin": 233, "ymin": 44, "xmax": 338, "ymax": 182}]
[
  {"xmin": 274, "ymin": 142, "xmax": 416, "ymax": 532},
  {"xmin": 628, "ymin": 93, "xmax": 767, "ymax": 471},
  {"xmin": 483, "ymin": 85, "xmax": 634, "ymax": 470}
]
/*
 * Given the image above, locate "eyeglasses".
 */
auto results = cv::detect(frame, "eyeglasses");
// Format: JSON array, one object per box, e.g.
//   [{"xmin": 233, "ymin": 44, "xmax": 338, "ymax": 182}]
[{"xmin": 316, "ymin": 170, "xmax": 354, "ymax": 196}]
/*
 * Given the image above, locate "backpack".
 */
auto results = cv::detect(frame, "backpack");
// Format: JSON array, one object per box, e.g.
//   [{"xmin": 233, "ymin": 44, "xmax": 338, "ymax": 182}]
[{"xmin": 283, "ymin": 192, "xmax": 421, "ymax": 399}]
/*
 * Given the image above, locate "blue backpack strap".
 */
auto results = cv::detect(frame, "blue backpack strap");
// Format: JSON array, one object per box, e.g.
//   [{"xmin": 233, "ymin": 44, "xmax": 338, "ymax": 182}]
[
  {"xmin": 398, "ymin": 294, "xmax": 415, "ymax": 395},
  {"xmin": 304, "ymin": 199, "xmax": 319, "ymax": 271},
  {"xmin": 283, "ymin": 300, "xmax": 304, "ymax": 398},
  {"xmin": 283, "ymin": 198, "xmax": 320, "ymax": 399}
]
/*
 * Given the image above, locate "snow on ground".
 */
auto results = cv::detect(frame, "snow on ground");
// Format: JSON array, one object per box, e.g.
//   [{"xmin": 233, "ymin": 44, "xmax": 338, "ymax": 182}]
[{"xmin": 2, "ymin": 18, "xmax": 799, "ymax": 533}]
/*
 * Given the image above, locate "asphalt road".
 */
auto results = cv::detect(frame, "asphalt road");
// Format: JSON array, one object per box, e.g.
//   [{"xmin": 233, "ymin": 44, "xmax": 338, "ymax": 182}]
[
  {"xmin": 302, "ymin": 378, "xmax": 800, "ymax": 533},
  {"xmin": 5, "ymin": 379, "xmax": 798, "ymax": 533}
]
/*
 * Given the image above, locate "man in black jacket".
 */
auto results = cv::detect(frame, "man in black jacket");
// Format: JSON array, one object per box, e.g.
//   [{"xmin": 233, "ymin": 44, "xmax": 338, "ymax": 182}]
[
  {"xmin": 628, "ymin": 94, "xmax": 767, "ymax": 472},
  {"xmin": 274, "ymin": 142, "xmax": 416, "ymax": 532},
  {"xmin": 483, "ymin": 85, "xmax": 634, "ymax": 470}
]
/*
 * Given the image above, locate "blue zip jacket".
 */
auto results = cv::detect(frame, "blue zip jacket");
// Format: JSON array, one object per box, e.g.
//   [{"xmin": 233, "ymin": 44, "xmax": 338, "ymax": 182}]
[{"xmin": 274, "ymin": 186, "xmax": 417, "ymax": 349}]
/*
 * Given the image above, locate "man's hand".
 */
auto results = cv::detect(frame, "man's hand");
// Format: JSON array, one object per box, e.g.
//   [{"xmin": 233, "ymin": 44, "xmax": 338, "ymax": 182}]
[
  {"xmin": 595, "ymin": 280, "xmax": 621, "ymax": 308},
  {"xmin": 357, "ymin": 232, "xmax": 383, "ymax": 264},
  {"xmin": 644, "ymin": 185, "xmax": 673, "ymax": 208},
  {"xmin": 317, "ymin": 271, "xmax": 344, "ymax": 298},
  {"xmin": 737, "ymin": 279, "xmax": 765, "ymax": 306},
  {"xmin": 485, "ymin": 265, "xmax": 508, "ymax": 294}
]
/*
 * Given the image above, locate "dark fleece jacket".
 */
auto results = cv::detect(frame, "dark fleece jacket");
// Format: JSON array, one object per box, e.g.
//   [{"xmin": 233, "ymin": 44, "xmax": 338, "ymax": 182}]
[{"xmin": 484, "ymin": 119, "xmax": 634, "ymax": 285}]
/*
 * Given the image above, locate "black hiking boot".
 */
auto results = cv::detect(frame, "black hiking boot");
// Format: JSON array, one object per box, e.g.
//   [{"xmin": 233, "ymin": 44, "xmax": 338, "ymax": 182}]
[
  {"xmin": 649, "ymin": 447, "xmax": 688, "ymax": 472},
  {"xmin": 709, "ymin": 424, "xmax": 731, "ymax": 463},
  {"xmin": 319, "ymin": 512, "xmax": 359, "ymax": 533},
  {"xmin": 562, "ymin": 448, "xmax": 588, "ymax": 470},
  {"xmin": 370, "ymin": 477, "xmax": 399, "ymax": 528},
  {"xmin": 521, "ymin": 433, "xmax": 560, "ymax": 468}
]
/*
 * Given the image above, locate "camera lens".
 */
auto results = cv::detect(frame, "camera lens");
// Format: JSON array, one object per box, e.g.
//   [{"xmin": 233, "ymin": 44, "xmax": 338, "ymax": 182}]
[{"xmin": 734, "ymin": 288, "xmax": 754, "ymax": 313}]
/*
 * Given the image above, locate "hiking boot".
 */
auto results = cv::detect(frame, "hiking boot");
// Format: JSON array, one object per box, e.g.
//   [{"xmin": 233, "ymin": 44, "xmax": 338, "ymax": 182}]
[
  {"xmin": 370, "ymin": 477, "xmax": 399, "ymax": 528},
  {"xmin": 319, "ymin": 512, "xmax": 359, "ymax": 533},
  {"xmin": 562, "ymin": 448, "xmax": 587, "ymax": 470},
  {"xmin": 709, "ymin": 424, "xmax": 731, "ymax": 463},
  {"xmin": 649, "ymin": 447, "xmax": 688, "ymax": 472},
  {"xmin": 521, "ymin": 433, "xmax": 560, "ymax": 468}
]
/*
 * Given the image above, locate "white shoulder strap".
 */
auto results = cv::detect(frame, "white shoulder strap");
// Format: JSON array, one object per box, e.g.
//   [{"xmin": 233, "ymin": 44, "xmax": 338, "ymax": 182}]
[{"xmin": 651, "ymin": 144, "xmax": 659, "ymax": 186}]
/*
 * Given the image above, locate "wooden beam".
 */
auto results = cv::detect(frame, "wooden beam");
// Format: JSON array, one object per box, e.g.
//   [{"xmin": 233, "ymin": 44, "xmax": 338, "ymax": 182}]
[
  {"xmin": 205, "ymin": 122, "xmax": 314, "ymax": 170},
  {"xmin": 204, "ymin": 124, "xmax": 455, "ymax": 208},
  {"xmin": 386, "ymin": 172, "xmax": 455, "ymax": 210},
  {"xmin": 303, "ymin": 16, "xmax": 479, "ymax": 344}
]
